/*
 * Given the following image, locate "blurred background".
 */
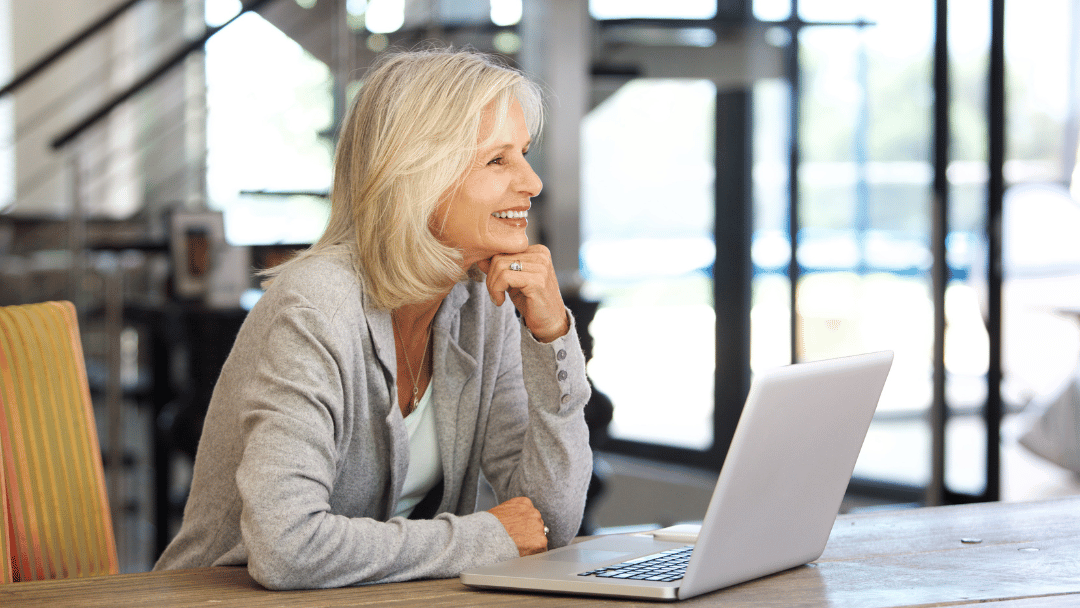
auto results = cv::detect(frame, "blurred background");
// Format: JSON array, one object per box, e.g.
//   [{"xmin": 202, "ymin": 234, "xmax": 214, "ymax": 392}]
[{"xmin": 2, "ymin": 0, "xmax": 1079, "ymax": 573}]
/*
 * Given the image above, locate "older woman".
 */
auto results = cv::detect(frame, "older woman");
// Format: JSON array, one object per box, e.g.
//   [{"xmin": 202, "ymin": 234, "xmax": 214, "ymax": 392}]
[{"xmin": 154, "ymin": 48, "xmax": 592, "ymax": 589}]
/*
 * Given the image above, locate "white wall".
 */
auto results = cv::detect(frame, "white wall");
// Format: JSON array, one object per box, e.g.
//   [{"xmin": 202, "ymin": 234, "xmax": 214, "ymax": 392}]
[
  {"xmin": 1, "ymin": 0, "xmax": 13, "ymax": 211},
  {"xmin": 8, "ymin": 0, "xmax": 118, "ymax": 215},
  {"xmin": 5, "ymin": 0, "xmax": 201, "ymax": 218}
]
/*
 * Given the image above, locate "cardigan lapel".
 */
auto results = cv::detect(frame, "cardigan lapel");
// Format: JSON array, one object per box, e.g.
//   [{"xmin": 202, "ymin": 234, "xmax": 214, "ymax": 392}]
[
  {"xmin": 363, "ymin": 300, "xmax": 396, "ymax": 380},
  {"xmin": 361, "ymin": 291, "xmax": 408, "ymax": 519},
  {"xmin": 430, "ymin": 284, "xmax": 478, "ymax": 513},
  {"xmin": 366, "ymin": 280, "xmax": 481, "ymax": 516}
]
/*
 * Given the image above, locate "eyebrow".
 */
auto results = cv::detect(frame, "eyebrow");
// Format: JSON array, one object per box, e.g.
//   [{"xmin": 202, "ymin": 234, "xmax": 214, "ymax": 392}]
[{"xmin": 482, "ymin": 140, "xmax": 532, "ymax": 155}]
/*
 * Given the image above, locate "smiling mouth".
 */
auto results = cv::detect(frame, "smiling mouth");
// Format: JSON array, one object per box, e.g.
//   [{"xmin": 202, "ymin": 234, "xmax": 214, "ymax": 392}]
[{"xmin": 492, "ymin": 210, "xmax": 528, "ymax": 219}]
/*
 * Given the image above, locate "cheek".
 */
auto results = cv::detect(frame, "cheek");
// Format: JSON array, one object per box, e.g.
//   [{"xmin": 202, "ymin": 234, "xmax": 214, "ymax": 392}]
[{"xmin": 477, "ymin": 171, "xmax": 509, "ymax": 196}]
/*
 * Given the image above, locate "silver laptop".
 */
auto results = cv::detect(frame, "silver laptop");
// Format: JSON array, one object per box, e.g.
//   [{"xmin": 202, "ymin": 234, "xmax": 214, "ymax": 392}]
[{"xmin": 461, "ymin": 350, "xmax": 894, "ymax": 601}]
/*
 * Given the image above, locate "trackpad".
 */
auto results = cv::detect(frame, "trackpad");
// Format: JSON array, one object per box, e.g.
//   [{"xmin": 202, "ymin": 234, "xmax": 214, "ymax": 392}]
[{"xmin": 542, "ymin": 549, "xmax": 631, "ymax": 564}]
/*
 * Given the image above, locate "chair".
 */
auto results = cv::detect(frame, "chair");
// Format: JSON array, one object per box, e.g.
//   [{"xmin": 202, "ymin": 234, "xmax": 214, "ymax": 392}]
[
  {"xmin": 1, "ymin": 435, "xmax": 11, "ymax": 584},
  {"xmin": 0, "ymin": 301, "xmax": 118, "ymax": 582}
]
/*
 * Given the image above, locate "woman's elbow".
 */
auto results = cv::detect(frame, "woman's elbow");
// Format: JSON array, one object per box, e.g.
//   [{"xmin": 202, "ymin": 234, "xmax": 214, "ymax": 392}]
[{"xmin": 247, "ymin": 549, "xmax": 313, "ymax": 590}]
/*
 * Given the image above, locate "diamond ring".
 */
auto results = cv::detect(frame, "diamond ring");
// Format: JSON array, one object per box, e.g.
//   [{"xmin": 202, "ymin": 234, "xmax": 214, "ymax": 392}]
[{"xmin": 509, "ymin": 261, "xmax": 523, "ymax": 271}]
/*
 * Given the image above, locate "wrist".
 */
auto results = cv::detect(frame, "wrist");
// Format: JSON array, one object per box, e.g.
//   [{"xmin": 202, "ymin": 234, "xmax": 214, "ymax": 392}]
[{"xmin": 529, "ymin": 313, "xmax": 570, "ymax": 344}]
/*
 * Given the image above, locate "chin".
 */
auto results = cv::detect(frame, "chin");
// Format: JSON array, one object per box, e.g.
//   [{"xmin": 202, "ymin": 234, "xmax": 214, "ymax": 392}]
[
  {"xmin": 503, "ymin": 234, "xmax": 529, "ymax": 250},
  {"xmin": 487, "ymin": 237, "xmax": 529, "ymax": 256}
]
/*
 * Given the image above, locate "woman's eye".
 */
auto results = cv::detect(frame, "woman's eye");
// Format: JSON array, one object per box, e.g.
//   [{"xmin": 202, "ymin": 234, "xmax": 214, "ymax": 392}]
[{"xmin": 488, "ymin": 157, "xmax": 504, "ymax": 165}]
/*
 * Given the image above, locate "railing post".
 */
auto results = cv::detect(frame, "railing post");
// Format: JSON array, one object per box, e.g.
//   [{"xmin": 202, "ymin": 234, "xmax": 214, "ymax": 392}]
[
  {"xmin": 331, "ymin": 0, "xmax": 355, "ymax": 137},
  {"xmin": 67, "ymin": 147, "xmax": 87, "ymax": 314}
]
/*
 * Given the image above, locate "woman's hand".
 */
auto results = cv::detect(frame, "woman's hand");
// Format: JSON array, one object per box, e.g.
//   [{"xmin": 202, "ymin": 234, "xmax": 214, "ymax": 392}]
[
  {"xmin": 476, "ymin": 244, "xmax": 570, "ymax": 343},
  {"xmin": 489, "ymin": 496, "xmax": 548, "ymax": 557}
]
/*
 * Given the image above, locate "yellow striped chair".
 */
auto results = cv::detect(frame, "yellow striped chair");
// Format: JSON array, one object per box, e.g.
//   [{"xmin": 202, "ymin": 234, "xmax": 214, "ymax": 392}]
[
  {"xmin": 0, "ymin": 301, "xmax": 118, "ymax": 582},
  {"xmin": 0, "ymin": 431, "xmax": 10, "ymax": 584}
]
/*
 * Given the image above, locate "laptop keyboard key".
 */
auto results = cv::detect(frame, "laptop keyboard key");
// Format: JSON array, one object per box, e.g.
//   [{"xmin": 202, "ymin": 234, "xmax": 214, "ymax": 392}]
[{"xmin": 577, "ymin": 545, "xmax": 694, "ymax": 581}]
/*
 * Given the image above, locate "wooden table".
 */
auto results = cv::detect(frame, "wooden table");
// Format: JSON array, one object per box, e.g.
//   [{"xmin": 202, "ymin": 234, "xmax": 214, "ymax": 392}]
[{"xmin": 4, "ymin": 496, "xmax": 1079, "ymax": 607}]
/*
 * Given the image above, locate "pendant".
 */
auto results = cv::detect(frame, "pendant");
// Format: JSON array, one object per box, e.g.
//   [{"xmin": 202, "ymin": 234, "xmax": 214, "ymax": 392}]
[{"xmin": 407, "ymin": 388, "xmax": 419, "ymax": 415}]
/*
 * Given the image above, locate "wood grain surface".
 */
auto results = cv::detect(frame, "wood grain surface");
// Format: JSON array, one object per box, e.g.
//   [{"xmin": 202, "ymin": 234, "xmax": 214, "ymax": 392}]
[{"xmin": 3, "ymin": 496, "xmax": 1079, "ymax": 607}]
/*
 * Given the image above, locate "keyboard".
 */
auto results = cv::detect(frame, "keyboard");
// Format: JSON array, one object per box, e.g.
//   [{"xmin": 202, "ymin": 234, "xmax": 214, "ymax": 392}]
[{"xmin": 577, "ymin": 545, "xmax": 694, "ymax": 582}]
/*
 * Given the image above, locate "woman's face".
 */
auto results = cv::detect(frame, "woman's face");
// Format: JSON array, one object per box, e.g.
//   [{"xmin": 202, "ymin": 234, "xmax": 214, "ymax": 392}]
[{"xmin": 434, "ymin": 99, "xmax": 542, "ymax": 268}]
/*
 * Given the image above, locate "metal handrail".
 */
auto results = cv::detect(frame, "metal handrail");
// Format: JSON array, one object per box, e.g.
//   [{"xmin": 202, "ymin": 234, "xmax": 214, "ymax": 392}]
[
  {"xmin": 0, "ymin": 0, "xmax": 144, "ymax": 99},
  {"xmin": 50, "ymin": 0, "xmax": 279, "ymax": 150}
]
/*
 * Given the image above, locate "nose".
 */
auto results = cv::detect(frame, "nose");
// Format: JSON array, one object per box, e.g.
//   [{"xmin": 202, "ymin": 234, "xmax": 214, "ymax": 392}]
[{"xmin": 518, "ymin": 159, "xmax": 543, "ymax": 197}]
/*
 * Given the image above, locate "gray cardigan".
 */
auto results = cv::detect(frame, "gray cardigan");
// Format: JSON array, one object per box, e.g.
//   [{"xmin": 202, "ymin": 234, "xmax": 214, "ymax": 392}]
[{"xmin": 153, "ymin": 251, "xmax": 593, "ymax": 589}]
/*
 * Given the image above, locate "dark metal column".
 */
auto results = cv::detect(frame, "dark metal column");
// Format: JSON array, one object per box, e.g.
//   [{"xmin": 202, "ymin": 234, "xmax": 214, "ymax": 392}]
[
  {"xmin": 713, "ymin": 89, "xmax": 753, "ymax": 467},
  {"xmin": 785, "ymin": 7, "xmax": 802, "ymax": 364},
  {"xmin": 928, "ymin": 0, "xmax": 950, "ymax": 508},
  {"xmin": 985, "ymin": 0, "xmax": 1006, "ymax": 502}
]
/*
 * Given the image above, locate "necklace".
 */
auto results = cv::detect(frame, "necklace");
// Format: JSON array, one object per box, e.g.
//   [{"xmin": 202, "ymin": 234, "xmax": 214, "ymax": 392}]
[{"xmin": 392, "ymin": 312, "xmax": 432, "ymax": 416}]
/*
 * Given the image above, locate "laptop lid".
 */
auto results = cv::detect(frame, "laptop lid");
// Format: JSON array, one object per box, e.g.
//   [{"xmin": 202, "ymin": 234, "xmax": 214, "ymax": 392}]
[
  {"xmin": 461, "ymin": 351, "xmax": 894, "ymax": 601},
  {"xmin": 678, "ymin": 350, "xmax": 893, "ymax": 599}
]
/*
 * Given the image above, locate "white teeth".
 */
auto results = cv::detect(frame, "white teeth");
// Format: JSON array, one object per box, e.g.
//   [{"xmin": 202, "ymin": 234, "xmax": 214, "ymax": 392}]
[{"xmin": 492, "ymin": 210, "xmax": 528, "ymax": 219}]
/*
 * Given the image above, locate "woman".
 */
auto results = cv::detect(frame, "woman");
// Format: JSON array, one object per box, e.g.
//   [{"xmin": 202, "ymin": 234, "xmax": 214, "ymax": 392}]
[{"xmin": 154, "ymin": 48, "xmax": 593, "ymax": 589}]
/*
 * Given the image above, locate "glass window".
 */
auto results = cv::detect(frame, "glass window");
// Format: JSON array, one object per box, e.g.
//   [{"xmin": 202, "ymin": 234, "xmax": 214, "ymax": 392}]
[
  {"xmin": 590, "ymin": 0, "xmax": 716, "ymax": 20},
  {"xmin": 581, "ymin": 79, "xmax": 716, "ymax": 450},
  {"xmin": 204, "ymin": 12, "xmax": 333, "ymax": 246},
  {"xmin": 798, "ymin": 0, "xmax": 865, "ymax": 22},
  {"xmin": 789, "ymin": 4, "xmax": 937, "ymax": 488},
  {"xmin": 751, "ymin": 79, "xmax": 792, "ymax": 371},
  {"xmin": 591, "ymin": 0, "xmax": 1080, "ymax": 502},
  {"xmin": 990, "ymin": 0, "xmax": 1080, "ymax": 497},
  {"xmin": 754, "ymin": 0, "xmax": 791, "ymax": 22}
]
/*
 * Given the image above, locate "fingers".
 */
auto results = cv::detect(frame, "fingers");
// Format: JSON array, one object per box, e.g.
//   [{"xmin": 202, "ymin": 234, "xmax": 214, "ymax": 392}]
[
  {"xmin": 483, "ymin": 248, "xmax": 547, "ymax": 307},
  {"xmin": 488, "ymin": 496, "xmax": 548, "ymax": 557},
  {"xmin": 482, "ymin": 245, "xmax": 569, "ymax": 343}
]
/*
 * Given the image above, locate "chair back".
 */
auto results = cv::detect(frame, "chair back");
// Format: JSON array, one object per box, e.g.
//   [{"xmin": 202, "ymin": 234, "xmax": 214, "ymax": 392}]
[
  {"xmin": 0, "ymin": 435, "xmax": 11, "ymax": 584},
  {"xmin": 0, "ymin": 301, "xmax": 118, "ymax": 582}
]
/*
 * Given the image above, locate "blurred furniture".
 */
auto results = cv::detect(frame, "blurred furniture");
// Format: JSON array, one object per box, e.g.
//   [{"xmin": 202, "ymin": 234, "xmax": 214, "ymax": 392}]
[
  {"xmin": 0, "ymin": 301, "xmax": 119, "ymax": 582},
  {"xmin": 2, "ymin": 496, "xmax": 1079, "ymax": 605},
  {"xmin": 124, "ymin": 303, "xmax": 247, "ymax": 557},
  {"xmin": 1017, "ymin": 306, "xmax": 1080, "ymax": 473}
]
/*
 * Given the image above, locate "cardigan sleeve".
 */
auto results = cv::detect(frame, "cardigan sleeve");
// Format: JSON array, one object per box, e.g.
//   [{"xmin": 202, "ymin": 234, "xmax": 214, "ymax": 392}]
[
  {"xmin": 478, "ymin": 305, "xmax": 594, "ymax": 549},
  {"xmin": 233, "ymin": 302, "xmax": 519, "ymax": 589}
]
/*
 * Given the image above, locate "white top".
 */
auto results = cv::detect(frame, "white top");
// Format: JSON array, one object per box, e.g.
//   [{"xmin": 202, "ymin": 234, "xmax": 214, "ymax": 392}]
[{"xmin": 393, "ymin": 386, "xmax": 443, "ymax": 518}]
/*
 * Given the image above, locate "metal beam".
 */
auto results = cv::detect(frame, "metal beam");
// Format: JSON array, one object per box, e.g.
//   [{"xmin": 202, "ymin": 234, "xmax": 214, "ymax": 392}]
[
  {"xmin": 928, "ymin": 0, "xmax": 949, "ymax": 507},
  {"xmin": 598, "ymin": 26, "xmax": 782, "ymax": 88},
  {"xmin": 985, "ymin": 0, "xmax": 1006, "ymax": 503}
]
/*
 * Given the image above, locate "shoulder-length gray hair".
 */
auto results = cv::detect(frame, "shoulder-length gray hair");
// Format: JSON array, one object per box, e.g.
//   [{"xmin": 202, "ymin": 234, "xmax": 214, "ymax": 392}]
[{"xmin": 261, "ymin": 47, "xmax": 544, "ymax": 310}]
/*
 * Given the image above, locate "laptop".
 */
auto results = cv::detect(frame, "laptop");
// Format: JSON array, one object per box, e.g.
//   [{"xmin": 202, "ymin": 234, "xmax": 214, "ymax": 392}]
[{"xmin": 461, "ymin": 350, "xmax": 894, "ymax": 601}]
